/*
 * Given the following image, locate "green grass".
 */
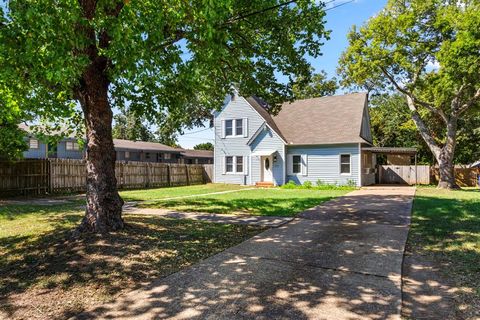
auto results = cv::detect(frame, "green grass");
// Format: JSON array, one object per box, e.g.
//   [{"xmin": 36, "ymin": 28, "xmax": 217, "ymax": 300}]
[
  {"xmin": 119, "ymin": 183, "xmax": 248, "ymax": 201},
  {"xmin": 0, "ymin": 202, "xmax": 264, "ymax": 319},
  {"xmin": 141, "ymin": 188, "xmax": 350, "ymax": 217},
  {"xmin": 410, "ymin": 187, "xmax": 480, "ymax": 295}
]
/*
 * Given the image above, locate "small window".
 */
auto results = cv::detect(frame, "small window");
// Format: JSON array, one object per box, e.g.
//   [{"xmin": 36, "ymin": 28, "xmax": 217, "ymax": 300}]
[
  {"xmin": 29, "ymin": 139, "xmax": 39, "ymax": 149},
  {"xmin": 235, "ymin": 119, "xmax": 243, "ymax": 136},
  {"xmin": 292, "ymin": 155, "xmax": 301, "ymax": 174},
  {"xmin": 66, "ymin": 141, "xmax": 80, "ymax": 151},
  {"xmin": 236, "ymin": 156, "xmax": 243, "ymax": 173},
  {"xmin": 145, "ymin": 152, "xmax": 150, "ymax": 160},
  {"xmin": 226, "ymin": 156, "xmax": 234, "ymax": 173},
  {"xmin": 225, "ymin": 120, "xmax": 233, "ymax": 136},
  {"xmin": 340, "ymin": 154, "xmax": 351, "ymax": 174},
  {"xmin": 164, "ymin": 153, "xmax": 171, "ymax": 160},
  {"xmin": 125, "ymin": 151, "xmax": 130, "ymax": 159}
]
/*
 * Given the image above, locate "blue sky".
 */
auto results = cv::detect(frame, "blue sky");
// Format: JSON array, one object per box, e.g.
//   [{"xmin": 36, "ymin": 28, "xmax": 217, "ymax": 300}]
[{"xmin": 178, "ymin": 0, "xmax": 387, "ymax": 148}]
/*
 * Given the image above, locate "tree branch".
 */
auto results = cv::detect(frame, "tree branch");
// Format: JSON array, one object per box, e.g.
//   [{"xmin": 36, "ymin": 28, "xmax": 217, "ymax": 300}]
[
  {"xmin": 379, "ymin": 66, "xmax": 449, "ymax": 124},
  {"xmin": 456, "ymin": 86, "xmax": 480, "ymax": 115}
]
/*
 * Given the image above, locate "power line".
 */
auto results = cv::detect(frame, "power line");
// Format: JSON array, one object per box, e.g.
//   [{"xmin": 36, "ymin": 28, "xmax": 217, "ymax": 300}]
[
  {"xmin": 324, "ymin": 0, "xmax": 355, "ymax": 11},
  {"xmin": 181, "ymin": 127, "xmax": 213, "ymax": 135}
]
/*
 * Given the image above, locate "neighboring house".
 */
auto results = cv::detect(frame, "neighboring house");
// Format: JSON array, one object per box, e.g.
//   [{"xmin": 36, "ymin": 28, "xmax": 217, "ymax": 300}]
[
  {"xmin": 113, "ymin": 139, "xmax": 181, "ymax": 163},
  {"xmin": 20, "ymin": 125, "xmax": 214, "ymax": 164},
  {"xmin": 180, "ymin": 149, "xmax": 214, "ymax": 164},
  {"xmin": 213, "ymin": 92, "xmax": 373, "ymax": 187}
]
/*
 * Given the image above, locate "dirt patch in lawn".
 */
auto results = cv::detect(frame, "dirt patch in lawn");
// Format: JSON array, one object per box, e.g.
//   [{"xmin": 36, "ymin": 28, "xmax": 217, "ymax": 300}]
[{"xmin": 0, "ymin": 215, "xmax": 265, "ymax": 320}]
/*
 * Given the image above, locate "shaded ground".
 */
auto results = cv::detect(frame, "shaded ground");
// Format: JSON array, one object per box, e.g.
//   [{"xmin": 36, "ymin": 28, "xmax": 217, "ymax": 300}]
[
  {"xmin": 402, "ymin": 187, "xmax": 480, "ymax": 320},
  {"xmin": 76, "ymin": 186, "xmax": 415, "ymax": 320},
  {"xmin": 140, "ymin": 188, "xmax": 350, "ymax": 216},
  {"xmin": 0, "ymin": 202, "xmax": 264, "ymax": 320},
  {"xmin": 125, "ymin": 208, "xmax": 294, "ymax": 227}
]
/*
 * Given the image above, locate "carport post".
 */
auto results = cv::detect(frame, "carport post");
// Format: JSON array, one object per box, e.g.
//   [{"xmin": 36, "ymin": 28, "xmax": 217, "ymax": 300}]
[{"xmin": 415, "ymin": 153, "xmax": 417, "ymax": 186}]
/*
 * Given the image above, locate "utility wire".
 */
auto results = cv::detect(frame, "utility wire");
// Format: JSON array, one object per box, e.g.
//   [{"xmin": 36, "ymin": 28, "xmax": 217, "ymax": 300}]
[{"xmin": 324, "ymin": 0, "xmax": 355, "ymax": 11}]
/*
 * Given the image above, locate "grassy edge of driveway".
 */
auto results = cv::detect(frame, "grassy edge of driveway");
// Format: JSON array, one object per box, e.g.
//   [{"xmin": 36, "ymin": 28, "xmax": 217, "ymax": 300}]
[{"xmin": 403, "ymin": 187, "xmax": 480, "ymax": 319}]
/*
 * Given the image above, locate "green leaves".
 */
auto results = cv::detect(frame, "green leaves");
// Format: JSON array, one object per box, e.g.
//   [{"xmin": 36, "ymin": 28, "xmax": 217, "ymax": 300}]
[{"xmin": 1, "ymin": 0, "xmax": 329, "ymax": 141}]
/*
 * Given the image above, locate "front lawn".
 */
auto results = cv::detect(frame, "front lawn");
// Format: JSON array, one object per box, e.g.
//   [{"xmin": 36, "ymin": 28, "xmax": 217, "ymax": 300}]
[
  {"xmin": 0, "ymin": 203, "xmax": 264, "ymax": 320},
  {"xmin": 404, "ymin": 187, "xmax": 480, "ymax": 318},
  {"xmin": 120, "ymin": 183, "xmax": 248, "ymax": 201},
  {"xmin": 140, "ymin": 188, "xmax": 351, "ymax": 216}
]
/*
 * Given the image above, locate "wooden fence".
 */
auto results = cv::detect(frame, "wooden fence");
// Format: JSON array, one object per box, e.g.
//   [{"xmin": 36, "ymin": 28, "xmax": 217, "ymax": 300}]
[
  {"xmin": 431, "ymin": 166, "xmax": 479, "ymax": 187},
  {"xmin": 0, "ymin": 159, "xmax": 213, "ymax": 197},
  {"xmin": 378, "ymin": 165, "xmax": 479, "ymax": 186}
]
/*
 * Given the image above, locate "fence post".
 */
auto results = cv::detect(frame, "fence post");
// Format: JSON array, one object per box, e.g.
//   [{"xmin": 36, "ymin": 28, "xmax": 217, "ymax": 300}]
[
  {"xmin": 185, "ymin": 164, "xmax": 190, "ymax": 186},
  {"xmin": 167, "ymin": 164, "xmax": 171, "ymax": 187}
]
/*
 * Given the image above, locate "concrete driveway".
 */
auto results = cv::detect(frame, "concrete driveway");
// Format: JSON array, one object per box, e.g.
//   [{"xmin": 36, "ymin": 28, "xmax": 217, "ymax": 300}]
[{"xmin": 75, "ymin": 186, "xmax": 415, "ymax": 320}]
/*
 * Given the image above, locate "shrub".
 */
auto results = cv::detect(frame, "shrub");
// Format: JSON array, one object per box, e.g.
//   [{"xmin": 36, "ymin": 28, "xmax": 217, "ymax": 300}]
[
  {"xmin": 302, "ymin": 181, "xmax": 313, "ymax": 189},
  {"xmin": 282, "ymin": 180, "xmax": 298, "ymax": 189}
]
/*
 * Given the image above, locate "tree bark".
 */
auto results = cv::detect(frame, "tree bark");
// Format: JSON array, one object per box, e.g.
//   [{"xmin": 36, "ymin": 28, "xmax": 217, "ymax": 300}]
[
  {"xmin": 76, "ymin": 60, "xmax": 124, "ymax": 233},
  {"xmin": 405, "ymin": 96, "xmax": 460, "ymax": 189}
]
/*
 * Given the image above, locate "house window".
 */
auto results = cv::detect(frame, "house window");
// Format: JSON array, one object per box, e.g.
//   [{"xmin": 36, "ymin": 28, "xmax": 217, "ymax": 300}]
[
  {"xmin": 340, "ymin": 154, "xmax": 351, "ymax": 174},
  {"xmin": 225, "ymin": 156, "xmax": 234, "ymax": 173},
  {"xmin": 236, "ymin": 156, "xmax": 243, "ymax": 173},
  {"xmin": 235, "ymin": 119, "xmax": 243, "ymax": 136},
  {"xmin": 225, "ymin": 156, "xmax": 244, "ymax": 174},
  {"xmin": 125, "ymin": 151, "xmax": 130, "ymax": 159},
  {"xmin": 66, "ymin": 141, "xmax": 80, "ymax": 151},
  {"xmin": 224, "ymin": 119, "xmax": 244, "ymax": 137},
  {"xmin": 292, "ymin": 155, "xmax": 301, "ymax": 174},
  {"xmin": 164, "ymin": 153, "xmax": 171, "ymax": 160},
  {"xmin": 29, "ymin": 139, "xmax": 39, "ymax": 149},
  {"xmin": 225, "ymin": 120, "xmax": 233, "ymax": 136},
  {"xmin": 145, "ymin": 152, "xmax": 151, "ymax": 160}
]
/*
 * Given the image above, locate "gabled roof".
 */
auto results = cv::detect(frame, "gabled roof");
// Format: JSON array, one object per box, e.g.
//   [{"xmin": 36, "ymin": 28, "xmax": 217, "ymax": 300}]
[
  {"xmin": 113, "ymin": 139, "xmax": 180, "ymax": 152},
  {"xmin": 180, "ymin": 149, "xmax": 214, "ymax": 158},
  {"xmin": 243, "ymin": 93, "xmax": 370, "ymax": 145},
  {"xmin": 272, "ymin": 93, "xmax": 370, "ymax": 145},
  {"xmin": 245, "ymin": 96, "xmax": 287, "ymax": 142}
]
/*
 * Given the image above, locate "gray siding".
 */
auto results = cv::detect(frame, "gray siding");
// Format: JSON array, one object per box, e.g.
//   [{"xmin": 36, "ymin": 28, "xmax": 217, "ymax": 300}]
[
  {"xmin": 214, "ymin": 95, "xmax": 275, "ymax": 185},
  {"xmin": 250, "ymin": 127, "xmax": 285, "ymax": 186},
  {"xmin": 23, "ymin": 139, "xmax": 47, "ymax": 159},
  {"xmin": 57, "ymin": 140, "xmax": 84, "ymax": 159},
  {"xmin": 286, "ymin": 144, "xmax": 361, "ymax": 186}
]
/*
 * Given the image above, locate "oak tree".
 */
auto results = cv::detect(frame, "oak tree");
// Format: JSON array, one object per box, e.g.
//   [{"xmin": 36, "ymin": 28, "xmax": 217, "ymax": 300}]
[
  {"xmin": 0, "ymin": 0, "xmax": 329, "ymax": 231},
  {"xmin": 339, "ymin": 0, "xmax": 480, "ymax": 189}
]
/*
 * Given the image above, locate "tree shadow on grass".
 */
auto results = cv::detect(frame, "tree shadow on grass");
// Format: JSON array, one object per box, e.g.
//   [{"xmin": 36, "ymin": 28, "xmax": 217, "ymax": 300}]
[
  {"xmin": 402, "ymin": 195, "xmax": 480, "ymax": 319},
  {"xmin": 143, "ymin": 196, "xmax": 339, "ymax": 217},
  {"xmin": 0, "ymin": 215, "xmax": 263, "ymax": 319}
]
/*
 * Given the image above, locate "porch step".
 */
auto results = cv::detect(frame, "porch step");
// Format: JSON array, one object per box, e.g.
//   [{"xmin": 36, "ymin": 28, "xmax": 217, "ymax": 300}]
[{"xmin": 255, "ymin": 182, "xmax": 275, "ymax": 188}]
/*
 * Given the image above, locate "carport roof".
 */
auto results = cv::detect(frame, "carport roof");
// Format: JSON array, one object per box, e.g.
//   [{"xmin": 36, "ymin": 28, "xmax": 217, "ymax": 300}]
[{"xmin": 362, "ymin": 147, "xmax": 417, "ymax": 155}]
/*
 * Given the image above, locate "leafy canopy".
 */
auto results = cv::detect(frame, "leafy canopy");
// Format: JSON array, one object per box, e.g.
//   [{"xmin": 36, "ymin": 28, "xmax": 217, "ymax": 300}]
[
  {"xmin": 292, "ymin": 71, "xmax": 337, "ymax": 100},
  {"xmin": 338, "ymin": 0, "xmax": 480, "ymax": 137},
  {"xmin": 193, "ymin": 142, "xmax": 214, "ymax": 151},
  {"xmin": 0, "ymin": 0, "xmax": 330, "ymax": 133}
]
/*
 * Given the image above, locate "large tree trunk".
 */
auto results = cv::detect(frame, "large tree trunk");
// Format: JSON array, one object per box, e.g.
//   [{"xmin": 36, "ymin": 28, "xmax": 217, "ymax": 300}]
[
  {"xmin": 76, "ymin": 60, "xmax": 124, "ymax": 233},
  {"xmin": 405, "ymin": 96, "xmax": 460, "ymax": 189}
]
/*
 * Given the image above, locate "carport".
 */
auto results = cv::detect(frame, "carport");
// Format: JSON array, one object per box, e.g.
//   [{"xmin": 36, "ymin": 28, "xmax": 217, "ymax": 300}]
[{"xmin": 361, "ymin": 147, "xmax": 419, "ymax": 185}]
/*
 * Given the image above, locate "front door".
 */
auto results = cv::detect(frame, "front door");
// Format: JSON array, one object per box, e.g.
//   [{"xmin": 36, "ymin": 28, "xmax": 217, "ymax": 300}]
[{"xmin": 261, "ymin": 156, "xmax": 273, "ymax": 182}]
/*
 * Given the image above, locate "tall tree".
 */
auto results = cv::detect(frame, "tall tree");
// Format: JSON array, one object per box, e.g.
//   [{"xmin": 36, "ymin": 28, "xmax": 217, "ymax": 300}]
[
  {"xmin": 112, "ymin": 111, "xmax": 155, "ymax": 142},
  {"xmin": 0, "ymin": 86, "xmax": 28, "ymax": 160},
  {"xmin": 292, "ymin": 71, "xmax": 337, "ymax": 99},
  {"xmin": 193, "ymin": 142, "xmax": 214, "ymax": 151},
  {"xmin": 339, "ymin": 0, "xmax": 480, "ymax": 189},
  {"xmin": 1, "ymin": 0, "xmax": 329, "ymax": 232}
]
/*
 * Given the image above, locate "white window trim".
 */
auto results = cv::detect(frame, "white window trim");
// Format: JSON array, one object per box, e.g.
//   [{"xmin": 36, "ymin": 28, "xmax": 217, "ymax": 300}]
[
  {"xmin": 29, "ymin": 138, "xmax": 39, "ymax": 149},
  {"xmin": 340, "ymin": 153, "xmax": 352, "ymax": 176},
  {"xmin": 224, "ymin": 156, "xmax": 245, "ymax": 175},
  {"xmin": 289, "ymin": 154, "xmax": 304, "ymax": 175},
  {"xmin": 223, "ymin": 118, "xmax": 245, "ymax": 138}
]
